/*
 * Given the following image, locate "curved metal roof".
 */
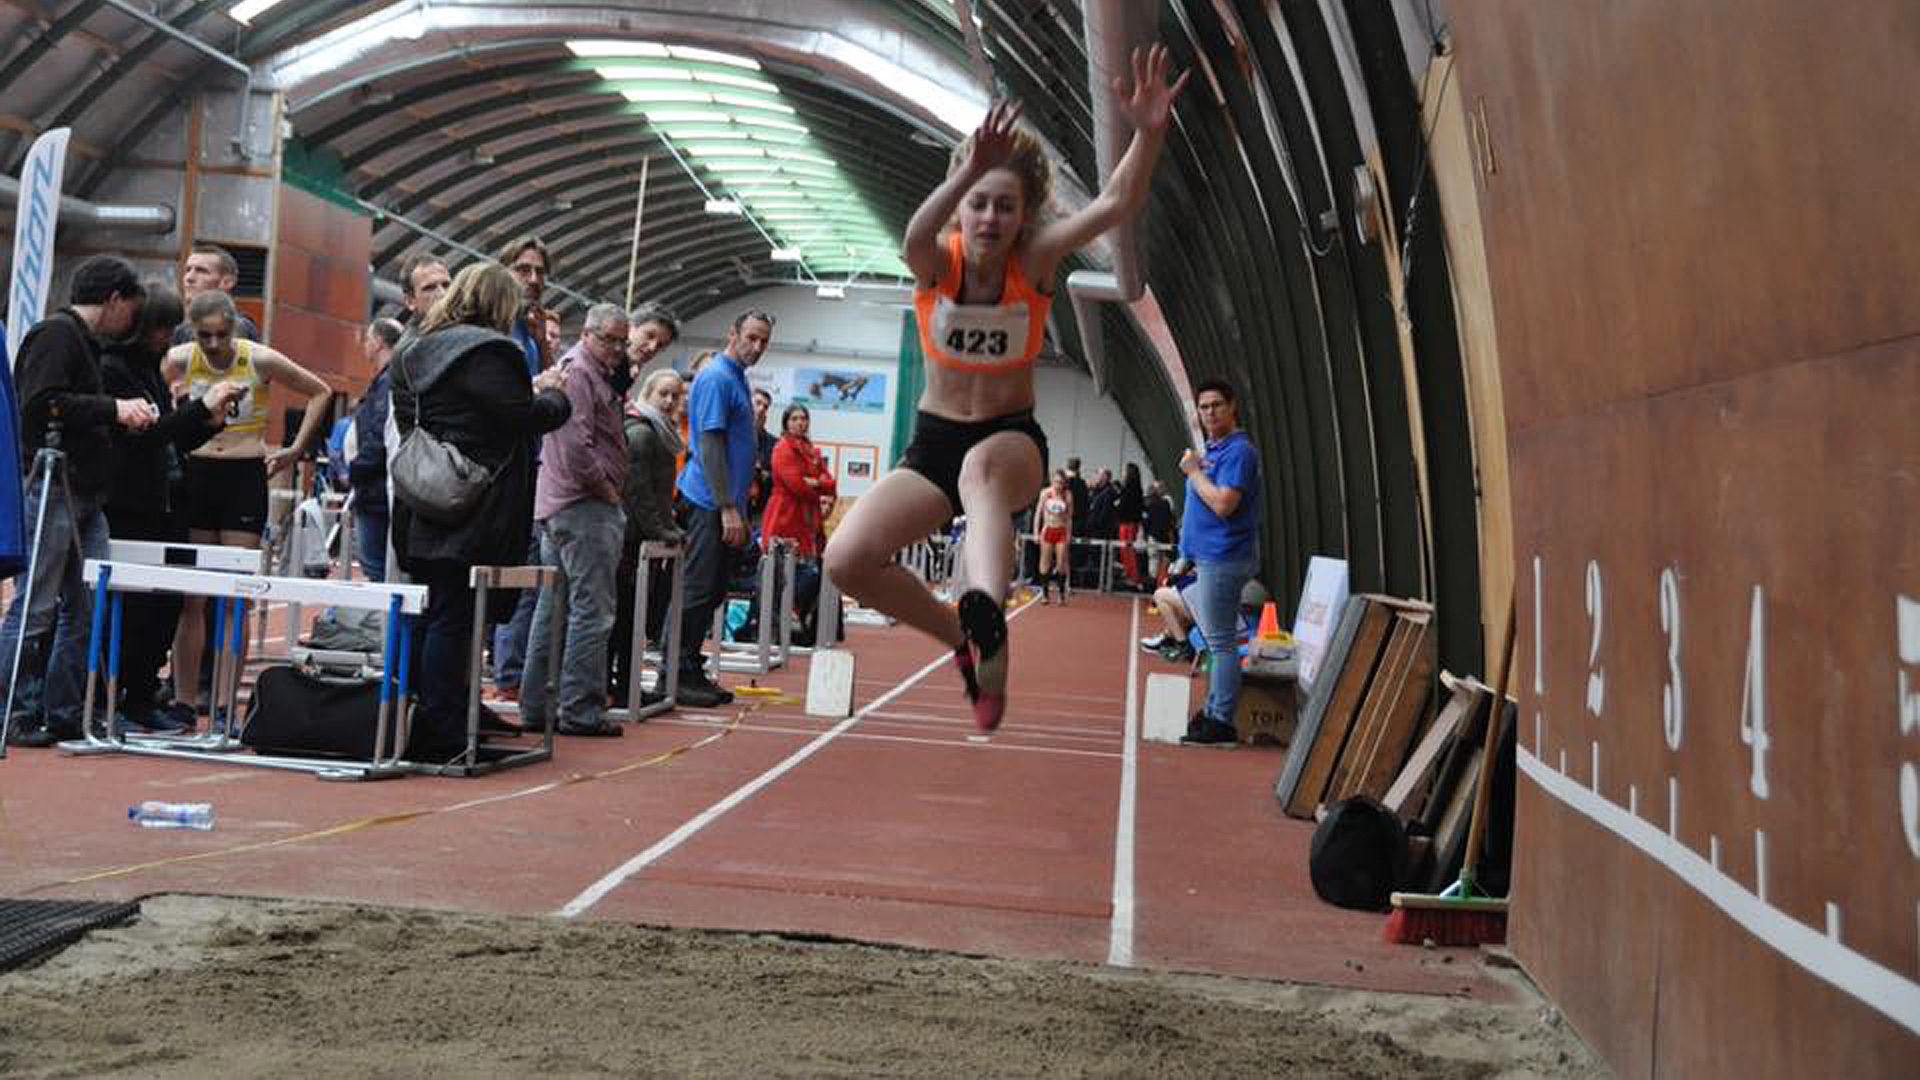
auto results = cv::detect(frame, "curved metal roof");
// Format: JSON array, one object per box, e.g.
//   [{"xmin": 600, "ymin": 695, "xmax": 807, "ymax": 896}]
[{"xmin": 0, "ymin": 0, "xmax": 1487, "ymax": 674}]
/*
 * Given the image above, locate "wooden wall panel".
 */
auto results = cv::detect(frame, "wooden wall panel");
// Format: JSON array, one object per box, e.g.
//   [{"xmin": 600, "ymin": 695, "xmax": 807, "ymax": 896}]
[
  {"xmin": 1449, "ymin": 1, "xmax": 1920, "ymax": 1073},
  {"xmin": 269, "ymin": 185, "xmax": 373, "ymax": 447}
]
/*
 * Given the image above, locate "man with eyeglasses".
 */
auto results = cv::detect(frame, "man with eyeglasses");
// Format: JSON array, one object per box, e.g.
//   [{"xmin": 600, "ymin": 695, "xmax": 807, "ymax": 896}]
[
  {"xmin": 675, "ymin": 308, "xmax": 774, "ymax": 708},
  {"xmin": 519, "ymin": 303, "xmax": 631, "ymax": 738},
  {"xmin": 488, "ymin": 235, "xmax": 556, "ymax": 703}
]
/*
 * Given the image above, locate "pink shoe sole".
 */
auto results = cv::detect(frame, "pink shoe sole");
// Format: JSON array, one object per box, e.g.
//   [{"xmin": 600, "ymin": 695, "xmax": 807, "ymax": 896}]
[{"xmin": 973, "ymin": 692, "xmax": 1006, "ymax": 733}]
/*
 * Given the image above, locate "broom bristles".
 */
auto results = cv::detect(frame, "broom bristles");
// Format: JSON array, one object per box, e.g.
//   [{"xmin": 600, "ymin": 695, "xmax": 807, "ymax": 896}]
[{"xmin": 1383, "ymin": 904, "xmax": 1507, "ymax": 947}]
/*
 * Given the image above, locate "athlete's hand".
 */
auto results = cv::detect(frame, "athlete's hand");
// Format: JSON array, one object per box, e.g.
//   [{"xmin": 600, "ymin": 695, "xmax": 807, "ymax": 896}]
[
  {"xmin": 264, "ymin": 447, "xmax": 299, "ymax": 478},
  {"xmin": 720, "ymin": 506, "xmax": 747, "ymax": 547},
  {"xmin": 115, "ymin": 398, "xmax": 158, "ymax": 431},
  {"xmin": 1113, "ymin": 43, "xmax": 1190, "ymax": 135},
  {"xmin": 203, "ymin": 380, "xmax": 245, "ymax": 419},
  {"xmin": 962, "ymin": 99, "xmax": 1024, "ymax": 175}
]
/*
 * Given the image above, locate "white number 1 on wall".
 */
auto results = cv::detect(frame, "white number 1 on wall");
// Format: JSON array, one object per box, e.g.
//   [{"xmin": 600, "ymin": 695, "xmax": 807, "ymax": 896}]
[
  {"xmin": 1741, "ymin": 584, "xmax": 1770, "ymax": 800},
  {"xmin": 1586, "ymin": 560, "xmax": 1605, "ymax": 718}
]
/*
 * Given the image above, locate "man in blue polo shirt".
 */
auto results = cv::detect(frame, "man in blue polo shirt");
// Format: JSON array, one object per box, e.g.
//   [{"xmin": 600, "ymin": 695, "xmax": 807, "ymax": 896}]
[
  {"xmin": 1176, "ymin": 377, "xmax": 1262, "ymax": 747},
  {"xmin": 676, "ymin": 309, "xmax": 774, "ymax": 707}
]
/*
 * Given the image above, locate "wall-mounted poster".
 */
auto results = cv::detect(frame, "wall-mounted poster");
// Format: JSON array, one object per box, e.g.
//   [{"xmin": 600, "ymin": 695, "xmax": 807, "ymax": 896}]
[
  {"xmin": 794, "ymin": 367, "xmax": 888, "ymax": 413},
  {"xmin": 831, "ymin": 444, "xmax": 880, "ymax": 497}
]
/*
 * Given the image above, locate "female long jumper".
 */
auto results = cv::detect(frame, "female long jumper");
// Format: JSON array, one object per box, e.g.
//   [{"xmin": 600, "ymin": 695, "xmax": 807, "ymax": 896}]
[{"xmin": 823, "ymin": 45, "xmax": 1188, "ymax": 732}]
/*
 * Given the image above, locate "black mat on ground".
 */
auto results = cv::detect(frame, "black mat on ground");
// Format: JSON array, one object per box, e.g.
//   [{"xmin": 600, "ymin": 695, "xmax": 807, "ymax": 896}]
[{"xmin": 0, "ymin": 898, "xmax": 141, "ymax": 971}]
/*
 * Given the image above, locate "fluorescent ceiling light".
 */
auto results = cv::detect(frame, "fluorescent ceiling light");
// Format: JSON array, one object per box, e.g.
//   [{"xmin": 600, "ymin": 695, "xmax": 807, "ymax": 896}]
[
  {"xmin": 731, "ymin": 116, "xmax": 809, "ymax": 134},
  {"xmin": 621, "ymin": 89, "xmax": 711, "ymax": 104},
  {"xmin": 593, "ymin": 65, "xmax": 693, "ymax": 81},
  {"xmin": 646, "ymin": 111, "xmax": 733, "ymax": 126},
  {"xmin": 770, "ymin": 248, "xmax": 804, "ymax": 262},
  {"xmin": 228, "ymin": 0, "xmax": 288, "ymax": 23},
  {"xmin": 711, "ymin": 93, "xmax": 793, "ymax": 114},
  {"xmin": 694, "ymin": 71, "xmax": 780, "ymax": 93},
  {"xmin": 704, "ymin": 198, "xmax": 743, "ymax": 215},
  {"xmin": 669, "ymin": 45, "xmax": 761, "ymax": 69},
  {"xmin": 815, "ymin": 284, "xmax": 847, "ymax": 300},
  {"xmin": 568, "ymin": 40, "xmax": 670, "ymax": 58}
]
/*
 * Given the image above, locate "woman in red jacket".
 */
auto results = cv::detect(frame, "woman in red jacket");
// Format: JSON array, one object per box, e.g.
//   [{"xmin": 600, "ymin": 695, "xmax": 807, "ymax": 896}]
[{"xmin": 763, "ymin": 403, "xmax": 837, "ymax": 641}]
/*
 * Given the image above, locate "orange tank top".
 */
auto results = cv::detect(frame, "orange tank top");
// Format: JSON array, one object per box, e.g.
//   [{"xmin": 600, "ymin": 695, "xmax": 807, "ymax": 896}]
[{"xmin": 914, "ymin": 232, "xmax": 1052, "ymax": 373}]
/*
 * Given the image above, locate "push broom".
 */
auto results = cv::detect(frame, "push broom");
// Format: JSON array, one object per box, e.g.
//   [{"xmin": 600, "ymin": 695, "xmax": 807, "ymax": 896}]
[{"xmin": 1384, "ymin": 593, "xmax": 1516, "ymax": 946}]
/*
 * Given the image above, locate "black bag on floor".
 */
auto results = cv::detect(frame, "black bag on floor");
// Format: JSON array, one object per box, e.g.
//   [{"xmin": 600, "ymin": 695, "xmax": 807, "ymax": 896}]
[
  {"xmin": 1309, "ymin": 797, "xmax": 1408, "ymax": 912},
  {"xmin": 241, "ymin": 665, "xmax": 390, "ymax": 759}
]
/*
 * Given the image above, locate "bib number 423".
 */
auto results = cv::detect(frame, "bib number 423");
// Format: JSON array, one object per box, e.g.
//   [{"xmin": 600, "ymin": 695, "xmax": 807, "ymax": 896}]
[{"xmin": 945, "ymin": 328, "xmax": 1009, "ymax": 357}]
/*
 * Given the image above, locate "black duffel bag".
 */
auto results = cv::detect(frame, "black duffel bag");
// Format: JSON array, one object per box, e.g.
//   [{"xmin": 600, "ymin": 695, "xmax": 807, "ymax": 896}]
[
  {"xmin": 241, "ymin": 665, "xmax": 392, "ymax": 759},
  {"xmin": 1308, "ymin": 796, "xmax": 1408, "ymax": 912}
]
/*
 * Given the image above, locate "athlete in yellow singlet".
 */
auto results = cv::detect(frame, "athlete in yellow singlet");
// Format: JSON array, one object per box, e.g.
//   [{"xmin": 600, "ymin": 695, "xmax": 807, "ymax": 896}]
[
  {"xmin": 162, "ymin": 289, "xmax": 334, "ymax": 718},
  {"xmin": 823, "ymin": 44, "xmax": 1188, "ymax": 732}
]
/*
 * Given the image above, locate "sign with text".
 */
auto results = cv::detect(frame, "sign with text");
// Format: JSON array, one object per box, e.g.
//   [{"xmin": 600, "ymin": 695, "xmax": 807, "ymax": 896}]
[{"xmin": 6, "ymin": 127, "xmax": 70, "ymax": 367}]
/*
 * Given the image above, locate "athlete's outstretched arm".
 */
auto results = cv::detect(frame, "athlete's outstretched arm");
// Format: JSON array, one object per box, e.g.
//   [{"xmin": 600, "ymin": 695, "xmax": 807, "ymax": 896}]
[
  {"xmin": 1026, "ymin": 44, "xmax": 1189, "ymax": 282},
  {"xmin": 259, "ymin": 348, "xmax": 334, "ymax": 477},
  {"xmin": 902, "ymin": 99, "xmax": 1024, "ymax": 285}
]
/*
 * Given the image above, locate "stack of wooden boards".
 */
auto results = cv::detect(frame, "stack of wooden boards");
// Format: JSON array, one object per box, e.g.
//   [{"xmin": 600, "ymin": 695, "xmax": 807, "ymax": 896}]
[{"xmin": 1274, "ymin": 594, "xmax": 1515, "ymax": 891}]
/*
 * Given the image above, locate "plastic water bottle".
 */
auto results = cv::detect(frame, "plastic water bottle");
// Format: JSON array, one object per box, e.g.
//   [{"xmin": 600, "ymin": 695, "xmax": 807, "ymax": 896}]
[{"xmin": 128, "ymin": 801, "xmax": 214, "ymax": 830}]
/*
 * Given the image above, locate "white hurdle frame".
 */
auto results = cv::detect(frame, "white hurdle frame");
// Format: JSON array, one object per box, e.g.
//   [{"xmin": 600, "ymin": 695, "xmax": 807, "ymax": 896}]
[
  {"xmin": 708, "ymin": 538, "xmax": 795, "ymax": 675},
  {"xmin": 63, "ymin": 559, "xmax": 428, "ymax": 781},
  {"xmin": 407, "ymin": 563, "xmax": 565, "ymax": 778},
  {"xmin": 609, "ymin": 540, "xmax": 685, "ymax": 721}
]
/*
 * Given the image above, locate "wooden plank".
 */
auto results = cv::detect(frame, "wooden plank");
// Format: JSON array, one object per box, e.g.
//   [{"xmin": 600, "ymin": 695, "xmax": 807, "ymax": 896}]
[
  {"xmin": 1384, "ymin": 673, "xmax": 1482, "ymax": 819},
  {"xmin": 1282, "ymin": 597, "xmax": 1396, "ymax": 818},
  {"xmin": 1273, "ymin": 594, "xmax": 1365, "ymax": 806},
  {"xmin": 1328, "ymin": 610, "xmax": 1418, "ymax": 801},
  {"xmin": 1351, "ymin": 612, "xmax": 1438, "ymax": 801}
]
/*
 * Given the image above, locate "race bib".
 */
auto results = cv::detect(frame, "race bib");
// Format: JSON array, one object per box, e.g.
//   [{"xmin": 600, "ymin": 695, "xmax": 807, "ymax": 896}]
[{"xmin": 928, "ymin": 296, "xmax": 1033, "ymax": 369}]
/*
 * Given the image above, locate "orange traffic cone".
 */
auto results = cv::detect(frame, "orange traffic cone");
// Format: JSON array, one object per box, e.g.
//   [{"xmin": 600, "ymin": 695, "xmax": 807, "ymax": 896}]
[{"xmin": 1256, "ymin": 601, "xmax": 1281, "ymax": 640}]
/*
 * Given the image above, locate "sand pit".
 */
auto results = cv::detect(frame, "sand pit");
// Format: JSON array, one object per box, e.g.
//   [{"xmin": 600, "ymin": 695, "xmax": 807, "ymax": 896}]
[{"xmin": 0, "ymin": 895, "xmax": 1603, "ymax": 1077}]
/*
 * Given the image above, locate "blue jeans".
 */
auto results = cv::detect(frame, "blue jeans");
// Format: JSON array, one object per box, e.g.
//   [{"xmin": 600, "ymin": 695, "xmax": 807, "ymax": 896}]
[
  {"xmin": 1190, "ymin": 556, "xmax": 1257, "ymax": 726},
  {"xmin": 355, "ymin": 507, "xmax": 388, "ymax": 584},
  {"xmin": 490, "ymin": 528, "xmax": 541, "ymax": 688},
  {"xmin": 0, "ymin": 485, "xmax": 111, "ymax": 732},
  {"xmin": 521, "ymin": 500, "xmax": 624, "ymax": 725}
]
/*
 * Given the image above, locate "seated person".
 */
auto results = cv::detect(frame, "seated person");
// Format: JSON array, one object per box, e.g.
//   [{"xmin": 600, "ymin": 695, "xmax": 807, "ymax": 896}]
[{"xmin": 1140, "ymin": 562, "xmax": 1268, "ymax": 664}]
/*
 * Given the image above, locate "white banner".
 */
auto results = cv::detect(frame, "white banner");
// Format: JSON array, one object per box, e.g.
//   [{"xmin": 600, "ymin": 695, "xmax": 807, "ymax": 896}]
[{"xmin": 6, "ymin": 126, "xmax": 70, "ymax": 367}]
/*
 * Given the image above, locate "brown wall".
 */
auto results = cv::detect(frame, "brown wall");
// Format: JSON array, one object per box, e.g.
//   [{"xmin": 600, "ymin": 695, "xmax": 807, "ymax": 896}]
[
  {"xmin": 267, "ymin": 184, "xmax": 373, "ymax": 445},
  {"xmin": 1449, "ymin": 1, "xmax": 1920, "ymax": 1074}
]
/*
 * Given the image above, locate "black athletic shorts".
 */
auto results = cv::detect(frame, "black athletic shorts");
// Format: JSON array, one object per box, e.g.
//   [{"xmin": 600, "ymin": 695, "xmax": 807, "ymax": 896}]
[
  {"xmin": 182, "ymin": 456, "xmax": 269, "ymax": 535},
  {"xmin": 899, "ymin": 409, "xmax": 1049, "ymax": 515}
]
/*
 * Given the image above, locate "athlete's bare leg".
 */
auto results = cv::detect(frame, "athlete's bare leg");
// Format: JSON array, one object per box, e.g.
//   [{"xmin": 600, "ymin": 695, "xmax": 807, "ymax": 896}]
[
  {"xmin": 823, "ymin": 470, "xmax": 966, "ymax": 649},
  {"xmin": 170, "ymin": 527, "xmax": 261, "ymax": 713},
  {"xmin": 953, "ymin": 432, "xmax": 1043, "ymax": 598}
]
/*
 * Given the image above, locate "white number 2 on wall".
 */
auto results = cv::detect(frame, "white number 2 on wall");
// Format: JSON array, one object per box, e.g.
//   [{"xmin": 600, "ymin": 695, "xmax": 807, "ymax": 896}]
[
  {"xmin": 1741, "ymin": 584, "xmax": 1770, "ymax": 800},
  {"xmin": 1585, "ymin": 560, "xmax": 1605, "ymax": 718},
  {"xmin": 1898, "ymin": 595, "xmax": 1919, "ymax": 859},
  {"xmin": 1660, "ymin": 567, "xmax": 1683, "ymax": 750}
]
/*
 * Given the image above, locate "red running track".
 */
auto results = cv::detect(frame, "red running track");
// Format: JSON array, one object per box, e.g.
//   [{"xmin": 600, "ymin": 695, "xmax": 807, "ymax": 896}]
[{"xmin": 0, "ymin": 592, "xmax": 1509, "ymax": 1000}]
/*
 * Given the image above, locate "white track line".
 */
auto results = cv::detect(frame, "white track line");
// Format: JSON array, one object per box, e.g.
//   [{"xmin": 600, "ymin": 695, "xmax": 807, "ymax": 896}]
[
  {"xmin": 1107, "ymin": 597, "xmax": 1141, "ymax": 967},
  {"xmin": 558, "ymin": 597, "xmax": 1036, "ymax": 918}
]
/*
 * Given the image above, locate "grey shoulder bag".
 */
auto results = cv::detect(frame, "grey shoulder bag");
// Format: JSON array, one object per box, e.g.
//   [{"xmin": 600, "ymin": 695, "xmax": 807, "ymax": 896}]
[{"xmin": 388, "ymin": 345, "xmax": 496, "ymax": 524}]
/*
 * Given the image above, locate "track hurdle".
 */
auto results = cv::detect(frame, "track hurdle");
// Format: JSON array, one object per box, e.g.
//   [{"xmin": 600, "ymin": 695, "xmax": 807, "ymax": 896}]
[
  {"xmin": 407, "ymin": 563, "xmax": 565, "ymax": 778},
  {"xmin": 708, "ymin": 538, "xmax": 794, "ymax": 675},
  {"xmin": 608, "ymin": 540, "xmax": 685, "ymax": 722},
  {"xmin": 63, "ymin": 559, "xmax": 428, "ymax": 781}
]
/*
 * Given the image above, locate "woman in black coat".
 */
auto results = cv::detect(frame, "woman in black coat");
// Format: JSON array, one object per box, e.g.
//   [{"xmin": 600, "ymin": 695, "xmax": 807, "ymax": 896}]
[{"xmin": 390, "ymin": 263, "xmax": 570, "ymax": 760}]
